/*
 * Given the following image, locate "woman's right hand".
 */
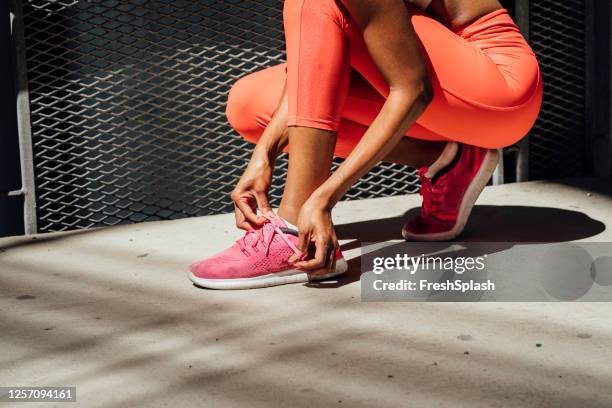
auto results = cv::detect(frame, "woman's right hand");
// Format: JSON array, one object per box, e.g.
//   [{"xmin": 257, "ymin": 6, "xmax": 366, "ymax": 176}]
[{"xmin": 231, "ymin": 148, "xmax": 274, "ymax": 230}]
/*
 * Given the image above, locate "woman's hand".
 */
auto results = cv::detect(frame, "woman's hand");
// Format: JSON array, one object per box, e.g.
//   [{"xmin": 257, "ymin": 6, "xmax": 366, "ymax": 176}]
[
  {"xmin": 231, "ymin": 148, "xmax": 274, "ymax": 230},
  {"xmin": 290, "ymin": 194, "xmax": 338, "ymax": 276}
]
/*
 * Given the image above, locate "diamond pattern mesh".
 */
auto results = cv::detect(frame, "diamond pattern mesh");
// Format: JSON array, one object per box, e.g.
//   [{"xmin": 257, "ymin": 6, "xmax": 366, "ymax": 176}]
[
  {"xmin": 22, "ymin": 0, "xmax": 419, "ymax": 232},
  {"xmin": 21, "ymin": 0, "xmax": 587, "ymax": 232},
  {"xmin": 528, "ymin": 0, "xmax": 586, "ymax": 179}
]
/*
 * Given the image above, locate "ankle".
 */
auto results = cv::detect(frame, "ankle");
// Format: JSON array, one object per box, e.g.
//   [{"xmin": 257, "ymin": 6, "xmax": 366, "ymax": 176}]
[
  {"xmin": 277, "ymin": 205, "xmax": 299, "ymax": 227},
  {"xmin": 425, "ymin": 142, "xmax": 459, "ymax": 179}
]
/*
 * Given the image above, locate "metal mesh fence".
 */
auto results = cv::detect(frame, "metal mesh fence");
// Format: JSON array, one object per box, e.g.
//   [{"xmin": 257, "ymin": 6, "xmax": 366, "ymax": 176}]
[
  {"xmin": 21, "ymin": 0, "xmax": 588, "ymax": 232},
  {"xmin": 22, "ymin": 0, "xmax": 419, "ymax": 232},
  {"xmin": 528, "ymin": 0, "xmax": 586, "ymax": 179}
]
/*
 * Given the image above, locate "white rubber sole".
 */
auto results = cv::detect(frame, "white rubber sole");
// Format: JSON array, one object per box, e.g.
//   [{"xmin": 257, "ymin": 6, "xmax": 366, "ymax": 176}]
[
  {"xmin": 189, "ymin": 258, "xmax": 349, "ymax": 290},
  {"xmin": 402, "ymin": 149, "xmax": 500, "ymax": 242}
]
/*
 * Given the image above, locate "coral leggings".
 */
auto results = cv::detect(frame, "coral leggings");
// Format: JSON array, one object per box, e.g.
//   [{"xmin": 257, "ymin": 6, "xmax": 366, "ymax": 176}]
[{"xmin": 226, "ymin": 0, "xmax": 543, "ymax": 157}]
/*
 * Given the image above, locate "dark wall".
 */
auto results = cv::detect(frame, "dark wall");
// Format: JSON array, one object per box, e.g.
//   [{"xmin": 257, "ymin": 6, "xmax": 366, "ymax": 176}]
[
  {"xmin": 587, "ymin": 0, "xmax": 612, "ymax": 177},
  {"xmin": 0, "ymin": 1, "xmax": 25, "ymax": 237}
]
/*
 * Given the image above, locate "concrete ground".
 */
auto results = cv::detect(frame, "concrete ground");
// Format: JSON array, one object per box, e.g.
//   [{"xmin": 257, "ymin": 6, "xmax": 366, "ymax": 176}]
[{"xmin": 1, "ymin": 177, "xmax": 612, "ymax": 408}]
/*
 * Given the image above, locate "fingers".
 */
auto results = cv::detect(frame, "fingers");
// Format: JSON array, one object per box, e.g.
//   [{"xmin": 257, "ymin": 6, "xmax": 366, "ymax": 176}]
[
  {"xmin": 253, "ymin": 191, "xmax": 272, "ymax": 215},
  {"xmin": 312, "ymin": 246, "xmax": 336, "ymax": 278},
  {"xmin": 289, "ymin": 230, "xmax": 310, "ymax": 263},
  {"xmin": 294, "ymin": 236, "xmax": 329, "ymax": 270},
  {"xmin": 297, "ymin": 230, "xmax": 310, "ymax": 254},
  {"xmin": 232, "ymin": 193, "xmax": 266, "ymax": 226},
  {"xmin": 236, "ymin": 200, "xmax": 263, "ymax": 226},
  {"xmin": 234, "ymin": 206, "xmax": 253, "ymax": 231}
]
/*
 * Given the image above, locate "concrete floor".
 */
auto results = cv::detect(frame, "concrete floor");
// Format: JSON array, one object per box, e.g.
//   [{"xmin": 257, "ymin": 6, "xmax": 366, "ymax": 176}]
[{"xmin": 1, "ymin": 178, "xmax": 612, "ymax": 407}]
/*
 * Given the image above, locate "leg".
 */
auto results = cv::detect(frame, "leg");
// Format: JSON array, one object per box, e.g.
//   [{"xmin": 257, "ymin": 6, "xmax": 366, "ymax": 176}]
[
  {"xmin": 277, "ymin": 128, "xmax": 337, "ymax": 224},
  {"xmin": 225, "ymin": 64, "xmax": 287, "ymax": 144},
  {"xmin": 274, "ymin": 0, "xmax": 444, "ymax": 224},
  {"xmin": 226, "ymin": 65, "xmax": 444, "ymax": 168},
  {"xmin": 228, "ymin": 5, "xmax": 541, "ymax": 157},
  {"xmin": 384, "ymin": 137, "xmax": 446, "ymax": 167},
  {"xmin": 334, "ymin": 69, "xmax": 446, "ymax": 165},
  {"xmin": 276, "ymin": 0, "xmax": 451, "ymax": 226},
  {"xmin": 275, "ymin": 0, "xmax": 352, "ymax": 224},
  {"xmin": 341, "ymin": 6, "xmax": 542, "ymax": 148}
]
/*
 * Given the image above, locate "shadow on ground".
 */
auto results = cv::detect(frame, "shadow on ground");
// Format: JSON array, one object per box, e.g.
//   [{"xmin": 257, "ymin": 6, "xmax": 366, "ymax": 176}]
[
  {"xmin": 1, "ymin": 218, "xmax": 612, "ymax": 407},
  {"xmin": 316, "ymin": 205, "xmax": 606, "ymax": 288},
  {"xmin": 1, "ymin": 195, "xmax": 612, "ymax": 406}
]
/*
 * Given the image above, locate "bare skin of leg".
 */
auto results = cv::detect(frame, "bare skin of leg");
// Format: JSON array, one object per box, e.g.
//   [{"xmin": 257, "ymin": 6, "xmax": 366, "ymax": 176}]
[
  {"xmin": 277, "ymin": 127, "xmax": 337, "ymax": 225},
  {"xmin": 383, "ymin": 137, "xmax": 446, "ymax": 168},
  {"xmin": 277, "ymin": 126, "xmax": 447, "ymax": 225}
]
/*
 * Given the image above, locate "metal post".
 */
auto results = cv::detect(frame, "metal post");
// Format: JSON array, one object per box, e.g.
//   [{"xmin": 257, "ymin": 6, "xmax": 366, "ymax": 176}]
[
  {"xmin": 9, "ymin": 0, "xmax": 37, "ymax": 235},
  {"xmin": 492, "ymin": 0, "xmax": 531, "ymax": 185},
  {"xmin": 492, "ymin": 149, "xmax": 505, "ymax": 185},
  {"xmin": 608, "ymin": 1, "xmax": 612, "ymax": 178},
  {"xmin": 514, "ymin": 0, "xmax": 530, "ymax": 182},
  {"xmin": 585, "ymin": 0, "xmax": 612, "ymax": 178}
]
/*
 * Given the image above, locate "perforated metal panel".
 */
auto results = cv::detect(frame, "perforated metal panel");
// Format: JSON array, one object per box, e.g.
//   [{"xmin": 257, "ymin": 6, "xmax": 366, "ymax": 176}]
[
  {"xmin": 22, "ymin": 0, "xmax": 419, "ymax": 232},
  {"xmin": 528, "ymin": 0, "xmax": 586, "ymax": 179},
  {"xmin": 21, "ymin": 0, "xmax": 589, "ymax": 233}
]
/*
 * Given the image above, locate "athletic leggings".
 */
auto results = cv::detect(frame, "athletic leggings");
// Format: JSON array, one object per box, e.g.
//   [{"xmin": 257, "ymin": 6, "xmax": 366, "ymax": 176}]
[{"xmin": 226, "ymin": 0, "xmax": 543, "ymax": 157}]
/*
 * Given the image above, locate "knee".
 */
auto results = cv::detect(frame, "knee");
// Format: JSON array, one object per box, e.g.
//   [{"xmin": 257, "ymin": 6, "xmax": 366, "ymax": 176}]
[{"xmin": 226, "ymin": 75, "xmax": 264, "ymax": 143}]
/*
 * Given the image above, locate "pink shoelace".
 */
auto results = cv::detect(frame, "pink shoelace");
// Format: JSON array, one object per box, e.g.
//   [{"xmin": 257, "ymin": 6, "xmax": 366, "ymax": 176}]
[{"xmin": 236, "ymin": 212, "xmax": 303, "ymax": 258}]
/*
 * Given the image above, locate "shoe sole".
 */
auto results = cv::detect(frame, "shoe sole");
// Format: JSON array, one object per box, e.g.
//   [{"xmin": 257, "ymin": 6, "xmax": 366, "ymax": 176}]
[
  {"xmin": 402, "ymin": 149, "xmax": 500, "ymax": 242},
  {"xmin": 188, "ymin": 258, "xmax": 349, "ymax": 290}
]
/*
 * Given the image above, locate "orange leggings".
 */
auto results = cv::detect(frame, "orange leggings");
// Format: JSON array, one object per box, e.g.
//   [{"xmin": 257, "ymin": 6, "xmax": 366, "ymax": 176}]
[{"xmin": 226, "ymin": 1, "xmax": 543, "ymax": 157}]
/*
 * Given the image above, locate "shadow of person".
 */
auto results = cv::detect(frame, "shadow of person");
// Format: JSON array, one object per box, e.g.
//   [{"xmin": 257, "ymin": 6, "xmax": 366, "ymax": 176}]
[
  {"xmin": 307, "ymin": 205, "xmax": 606, "ymax": 288},
  {"xmin": 462, "ymin": 205, "xmax": 606, "ymax": 242}
]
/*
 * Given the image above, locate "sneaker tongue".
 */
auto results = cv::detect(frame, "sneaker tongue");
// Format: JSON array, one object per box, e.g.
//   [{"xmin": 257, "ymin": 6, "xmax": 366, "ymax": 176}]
[
  {"xmin": 256, "ymin": 213, "xmax": 303, "ymax": 257},
  {"xmin": 264, "ymin": 212, "xmax": 296, "ymax": 232},
  {"xmin": 268, "ymin": 215, "xmax": 287, "ymax": 229},
  {"xmin": 271, "ymin": 215, "xmax": 300, "ymax": 236}
]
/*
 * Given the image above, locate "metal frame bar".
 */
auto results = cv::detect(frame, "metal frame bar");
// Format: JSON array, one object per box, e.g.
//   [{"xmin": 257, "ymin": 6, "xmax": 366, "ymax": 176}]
[
  {"xmin": 492, "ymin": 0, "xmax": 531, "ymax": 185},
  {"xmin": 608, "ymin": 1, "xmax": 612, "ymax": 178},
  {"xmin": 513, "ymin": 0, "xmax": 530, "ymax": 182},
  {"xmin": 9, "ymin": 0, "xmax": 37, "ymax": 235},
  {"xmin": 585, "ymin": 0, "xmax": 612, "ymax": 177}
]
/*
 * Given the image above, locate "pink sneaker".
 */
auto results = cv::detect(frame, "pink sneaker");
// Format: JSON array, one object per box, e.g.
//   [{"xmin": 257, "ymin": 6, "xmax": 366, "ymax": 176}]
[
  {"xmin": 188, "ymin": 213, "xmax": 348, "ymax": 289},
  {"xmin": 402, "ymin": 143, "xmax": 499, "ymax": 241}
]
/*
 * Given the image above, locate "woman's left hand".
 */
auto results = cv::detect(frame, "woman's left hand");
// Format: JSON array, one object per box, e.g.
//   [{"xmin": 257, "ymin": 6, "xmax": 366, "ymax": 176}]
[{"xmin": 289, "ymin": 195, "xmax": 338, "ymax": 276}]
